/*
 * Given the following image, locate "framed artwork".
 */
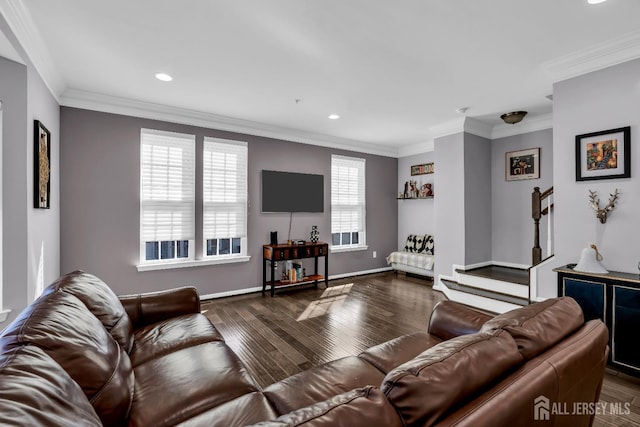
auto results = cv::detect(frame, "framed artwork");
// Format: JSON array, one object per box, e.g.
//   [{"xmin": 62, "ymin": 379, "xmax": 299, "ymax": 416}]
[
  {"xmin": 575, "ymin": 126, "xmax": 630, "ymax": 181},
  {"xmin": 411, "ymin": 162, "xmax": 434, "ymax": 176},
  {"xmin": 34, "ymin": 120, "xmax": 51, "ymax": 209},
  {"xmin": 505, "ymin": 147, "xmax": 540, "ymax": 181}
]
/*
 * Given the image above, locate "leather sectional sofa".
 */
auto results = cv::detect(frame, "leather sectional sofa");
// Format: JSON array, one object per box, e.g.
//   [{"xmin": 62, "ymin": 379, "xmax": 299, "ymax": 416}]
[{"xmin": 0, "ymin": 270, "xmax": 608, "ymax": 426}]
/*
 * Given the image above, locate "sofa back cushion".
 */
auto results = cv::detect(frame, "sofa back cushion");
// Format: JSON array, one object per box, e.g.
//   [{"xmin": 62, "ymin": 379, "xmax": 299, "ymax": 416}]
[
  {"xmin": 480, "ymin": 297, "xmax": 584, "ymax": 359},
  {"xmin": 0, "ymin": 290, "xmax": 134, "ymax": 426},
  {"xmin": 46, "ymin": 270, "xmax": 134, "ymax": 352},
  {"xmin": 403, "ymin": 234, "xmax": 434, "ymax": 255},
  {"xmin": 381, "ymin": 331, "xmax": 522, "ymax": 427},
  {"xmin": 0, "ymin": 345, "xmax": 102, "ymax": 426}
]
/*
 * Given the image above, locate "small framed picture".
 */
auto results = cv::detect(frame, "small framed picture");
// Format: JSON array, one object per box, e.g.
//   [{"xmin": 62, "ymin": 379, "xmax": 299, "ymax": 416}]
[
  {"xmin": 575, "ymin": 126, "xmax": 630, "ymax": 181},
  {"xmin": 505, "ymin": 147, "xmax": 540, "ymax": 181},
  {"xmin": 34, "ymin": 120, "xmax": 51, "ymax": 209},
  {"xmin": 411, "ymin": 162, "xmax": 434, "ymax": 176}
]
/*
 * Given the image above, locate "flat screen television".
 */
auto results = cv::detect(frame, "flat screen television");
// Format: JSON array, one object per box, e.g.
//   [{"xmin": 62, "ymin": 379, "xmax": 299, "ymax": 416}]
[{"xmin": 261, "ymin": 170, "xmax": 324, "ymax": 213}]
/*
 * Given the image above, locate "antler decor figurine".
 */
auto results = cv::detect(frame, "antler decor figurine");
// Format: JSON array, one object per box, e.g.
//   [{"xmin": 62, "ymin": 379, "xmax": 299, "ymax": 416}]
[{"xmin": 588, "ymin": 189, "xmax": 619, "ymax": 224}]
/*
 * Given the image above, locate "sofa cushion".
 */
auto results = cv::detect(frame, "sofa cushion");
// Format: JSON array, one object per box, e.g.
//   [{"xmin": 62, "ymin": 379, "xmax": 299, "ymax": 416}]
[
  {"xmin": 129, "ymin": 313, "xmax": 224, "ymax": 366},
  {"xmin": 358, "ymin": 331, "xmax": 442, "ymax": 374},
  {"xmin": 0, "ymin": 345, "xmax": 102, "ymax": 427},
  {"xmin": 403, "ymin": 234, "xmax": 426, "ymax": 253},
  {"xmin": 422, "ymin": 234, "xmax": 435, "ymax": 255},
  {"xmin": 47, "ymin": 270, "xmax": 134, "ymax": 352},
  {"xmin": 175, "ymin": 392, "xmax": 278, "ymax": 427},
  {"xmin": 129, "ymin": 341, "xmax": 260, "ymax": 427},
  {"xmin": 0, "ymin": 290, "xmax": 134, "ymax": 426},
  {"xmin": 264, "ymin": 356, "xmax": 385, "ymax": 416},
  {"xmin": 249, "ymin": 386, "xmax": 402, "ymax": 427},
  {"xmin": 381, "ymin": 331, "xmax": 523, "ymax": 427},
  {"xmin": 480, "ymin": 296, "xmax": 584, "ymax": 359}
]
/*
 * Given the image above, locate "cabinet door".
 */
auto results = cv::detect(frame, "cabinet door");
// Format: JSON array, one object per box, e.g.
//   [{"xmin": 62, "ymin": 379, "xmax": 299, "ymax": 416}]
[
  {"xmin": 613, "ymin": 285, "xmax": 640, "ymax": 372},
  {"xmin": 562, "ymin": 278, "xmax": 606, "ymax": 322}
]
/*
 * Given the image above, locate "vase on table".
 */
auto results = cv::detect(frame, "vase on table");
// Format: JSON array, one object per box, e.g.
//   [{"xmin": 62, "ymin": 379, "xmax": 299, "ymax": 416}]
[{"xmin": 310, "ymin": 226, "xmax": 319, "ymax": 243}]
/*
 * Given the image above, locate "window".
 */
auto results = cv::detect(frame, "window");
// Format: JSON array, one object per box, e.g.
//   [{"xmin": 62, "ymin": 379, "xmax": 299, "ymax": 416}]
[
  {"xmin": 140, "ymin": 129, "xmax": 195, "ymax": 264},
  {"xmin": 331, "ymin": 155, "xmax": 366, "ymax": 251},
  {"xmin": 203, "ymin": 138, "xmax": 248, "ymax": 258}
]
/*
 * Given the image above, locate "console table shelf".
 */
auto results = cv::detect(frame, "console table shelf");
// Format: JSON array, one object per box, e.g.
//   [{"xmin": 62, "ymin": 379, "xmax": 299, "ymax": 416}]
[{"xmin": 263, "ymin": 242, "xmax": 328, "ymax": 297}]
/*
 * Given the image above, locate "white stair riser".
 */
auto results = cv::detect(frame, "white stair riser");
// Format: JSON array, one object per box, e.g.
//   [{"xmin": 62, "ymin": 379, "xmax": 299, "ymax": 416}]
[
  {"xmin": 457, "ymin": 273, "xmax": 528, "ymax": 298},
  {"xmin": 440, "ymin": 285, "xmax": 522, "ymax": 314}
]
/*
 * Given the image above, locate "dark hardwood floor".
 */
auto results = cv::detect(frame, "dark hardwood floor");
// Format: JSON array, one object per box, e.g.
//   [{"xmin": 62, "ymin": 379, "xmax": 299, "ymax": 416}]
[{"xmin": 201, "ymin": 272, "xmax": 640, "ymax": 426}]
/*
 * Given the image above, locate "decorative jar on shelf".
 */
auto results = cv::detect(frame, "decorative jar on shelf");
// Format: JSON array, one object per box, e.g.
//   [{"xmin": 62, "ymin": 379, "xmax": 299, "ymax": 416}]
[{"xmin": 310, "ymin": 225, "xmax": 319, "ymax": 243}]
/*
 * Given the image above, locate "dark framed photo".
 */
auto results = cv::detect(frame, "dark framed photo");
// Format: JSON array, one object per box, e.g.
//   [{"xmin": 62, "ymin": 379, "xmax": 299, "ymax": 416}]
[
  {"xmin": 575, "ymin": 126, "xmax": 630, "ymax": 181},
  {"xmin": 411, "ymin": 162, "xmax": 434, "ymax": 176},
  {"xmin": 505, "ymin": 147, "xmax": 540, "ymax": 181},
  {"xmin": 34, "ymin": 120, "xmax": 51, "ymax": 209}
]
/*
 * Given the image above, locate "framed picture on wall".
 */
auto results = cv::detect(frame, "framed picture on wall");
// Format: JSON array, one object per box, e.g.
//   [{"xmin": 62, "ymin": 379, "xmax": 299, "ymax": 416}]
[
  {"xmin": 575, "ymin": 126, "xmax": 630, "ymax": 181},
  {"xmin": 34, "ymin": 120, "xmax": 51, "ymax": 209},
  {"xmin": 410, "ymin": 162, "xmax": 434, "ymax": 176},
  {"xmin": 505, "ymin": 147, "xmax": 540, "ymax": 181}
]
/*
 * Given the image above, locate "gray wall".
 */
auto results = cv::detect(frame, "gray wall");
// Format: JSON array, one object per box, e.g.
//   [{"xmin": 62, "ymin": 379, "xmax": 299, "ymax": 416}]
[
  {"xmin": 1, "ymin": 18, "xmax": 60, "ymax": 325},
  {"xmin": 542, "ymin": 57, "xmax": 640, "ymax": 297},
  {"xmin": 60, "ymin": 107, "xmax": 397, "ymax": 296},
  {"xmin": 491, "ymin": 129, "xmax": 553, "ymax": 265},
  {"xmin": 397, "ymin": 151, "xmax": 435, "ymax": 250},
  {"xmin": 464, "ymin": 133, "xmax": 492, "ymax": 265}
]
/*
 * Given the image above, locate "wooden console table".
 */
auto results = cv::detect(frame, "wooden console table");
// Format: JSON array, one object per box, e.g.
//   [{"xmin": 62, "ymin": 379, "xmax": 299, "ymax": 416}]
[
  {"xmin": 555, "ymin": 265, "xmax": 640, "ymax": 376},
  {"xmin": 262, "ymin": 242, "xmax": 329, "ymax": 297}
]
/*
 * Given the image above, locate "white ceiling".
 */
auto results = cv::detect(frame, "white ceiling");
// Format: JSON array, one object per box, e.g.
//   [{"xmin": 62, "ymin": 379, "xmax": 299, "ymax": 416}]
[{"xmin": 2, "ymin": 0, "xmax": 640, "ymax": 156}]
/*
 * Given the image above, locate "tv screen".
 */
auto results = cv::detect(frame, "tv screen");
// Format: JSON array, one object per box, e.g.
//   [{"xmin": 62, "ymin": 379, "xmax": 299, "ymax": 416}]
[{"xmin": 261, "ymin": 170, "xmax": 324, "ymax": 213}]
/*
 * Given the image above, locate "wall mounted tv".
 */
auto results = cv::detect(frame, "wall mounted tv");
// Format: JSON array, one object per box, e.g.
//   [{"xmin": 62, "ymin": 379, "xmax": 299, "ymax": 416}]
[{"xmin": 261, "ymin": 170, "xmax": 324, "ymax": 213}]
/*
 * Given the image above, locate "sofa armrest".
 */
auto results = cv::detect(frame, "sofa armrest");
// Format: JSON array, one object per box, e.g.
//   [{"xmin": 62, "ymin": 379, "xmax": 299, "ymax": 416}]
[
  {"xmin": 428, "ymin": 300, "xmax": 493, "ymax": 341},
  {"xmin": 118, "ymin": 286, "xmax": 200, "ymax": 329}
]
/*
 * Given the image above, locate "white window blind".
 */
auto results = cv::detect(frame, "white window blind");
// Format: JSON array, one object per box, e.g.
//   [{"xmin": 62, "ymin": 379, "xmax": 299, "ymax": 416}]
[
  {"xmin": 331, "ymin": 155, "xmax": 366, "ymax": 236},
  {"xmin": 203, "ymin": 138, "xmax": 248, "ymax": 247},
  {"xmin": 140, "ymin": 129, "xmax": 195, "ymax": 243}
]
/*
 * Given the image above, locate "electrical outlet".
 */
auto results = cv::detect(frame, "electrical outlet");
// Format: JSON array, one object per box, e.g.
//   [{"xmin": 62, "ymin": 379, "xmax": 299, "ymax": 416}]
[{"xmin": 372, "ymin": 251, "xmax": 377, "ymax": 258}]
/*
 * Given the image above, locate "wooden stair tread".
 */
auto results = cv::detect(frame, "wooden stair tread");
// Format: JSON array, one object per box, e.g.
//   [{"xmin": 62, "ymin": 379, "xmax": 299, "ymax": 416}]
[
  {"xmin": 455, "ymin": 265, "xmax": 530, "ymax": 286},
  {"xmin": 441, "ymin": 279, "xmax": 529, "ymax": 306}
]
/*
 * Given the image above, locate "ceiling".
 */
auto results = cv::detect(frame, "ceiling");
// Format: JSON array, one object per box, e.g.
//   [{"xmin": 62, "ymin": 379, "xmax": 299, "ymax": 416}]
[{"xmin": 2, "ymin": 0, "xmax": 640, "ymax": 156}]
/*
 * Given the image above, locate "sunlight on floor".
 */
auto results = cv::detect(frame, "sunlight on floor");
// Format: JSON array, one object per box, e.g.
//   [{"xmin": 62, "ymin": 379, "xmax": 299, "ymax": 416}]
[{"xmin": 297, "ymin": 283, "xmax": 353, "ymax": 321}]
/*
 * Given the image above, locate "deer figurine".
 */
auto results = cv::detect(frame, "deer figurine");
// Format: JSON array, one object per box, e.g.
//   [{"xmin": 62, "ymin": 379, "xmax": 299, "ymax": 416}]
[{"xmin": 588, "ymin": 189, "xmax": 619, "ymax": 224}]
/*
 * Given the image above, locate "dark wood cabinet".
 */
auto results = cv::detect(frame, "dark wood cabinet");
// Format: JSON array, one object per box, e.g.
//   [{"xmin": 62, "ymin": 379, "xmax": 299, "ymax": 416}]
[
  {"xmin": 555, "ymin": 265, "xmax": 640, "ymax": 376},
  {"xmin": 263, "ymin": 242, "xmax": 329, "ymax": 297}
]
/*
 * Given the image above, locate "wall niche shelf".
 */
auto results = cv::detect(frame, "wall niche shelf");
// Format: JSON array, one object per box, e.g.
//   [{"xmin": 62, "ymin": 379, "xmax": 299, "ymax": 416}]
[{"xmin": 397, "ymin": 196, "xmax": 434, "ymax": 200}]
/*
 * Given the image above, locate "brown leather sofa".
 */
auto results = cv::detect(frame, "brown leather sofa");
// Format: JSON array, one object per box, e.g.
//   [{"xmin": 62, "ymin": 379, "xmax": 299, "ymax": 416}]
[{"xmin": 0, "ymin": 270, "xmax": 608, "ymax": 427}]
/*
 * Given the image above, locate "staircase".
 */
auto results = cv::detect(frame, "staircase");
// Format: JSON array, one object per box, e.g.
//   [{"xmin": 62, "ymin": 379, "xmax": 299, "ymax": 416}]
[{"xmin": 439, "ymin": 264, "xmax": 530, "ymax": 314}]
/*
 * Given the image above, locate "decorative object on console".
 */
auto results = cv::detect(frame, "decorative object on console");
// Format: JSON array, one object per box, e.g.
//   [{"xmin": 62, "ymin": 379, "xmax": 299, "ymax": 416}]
[
  {"xmin": 270, "ymin": 231, "xmax": 278, "ymax": 245},
  {"xmin": 500, "ymin": 111, "xmax": 527, "ymax": 124},
  {"xmin": 310, "ymin": 225, "xmax": 319, "ymax": 243},
  {"xmin": 588, "ymin": 189, "xmax": 618, "ymax": 224},
  {"xmin": 574, "ymin": 243, "xmax": 608, "ymax": 274},
  {"xmin": 505, "ymin": 147, "xmax": 540, "ymax": 181},
  {"xmin": 575, "ymin": 126, "xmax": 630, "ymax": 181}
]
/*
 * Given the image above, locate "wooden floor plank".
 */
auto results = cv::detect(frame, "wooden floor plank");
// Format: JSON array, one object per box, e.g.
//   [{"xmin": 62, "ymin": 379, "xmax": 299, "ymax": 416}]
[{"xmin": 201, "ymin": 271, "xmax": 640, "ymax": 426}]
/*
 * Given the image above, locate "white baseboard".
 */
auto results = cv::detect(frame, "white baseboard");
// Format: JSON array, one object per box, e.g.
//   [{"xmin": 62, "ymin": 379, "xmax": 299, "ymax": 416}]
[{"xmin": 201, "ymin": 266, "xmax": 393, "ymax": 300}]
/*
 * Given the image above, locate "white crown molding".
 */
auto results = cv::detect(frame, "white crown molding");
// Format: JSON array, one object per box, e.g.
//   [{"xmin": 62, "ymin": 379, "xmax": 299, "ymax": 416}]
[
  {"xmin": 463, "ymin": 117, "xmax": 493, "ymax": 139},
  {"xmin": 543, "ymin": 29, "xmax": 640, "ymax": 83},
  {"xmin": 0, "ymin": 0, "xmax": 65, "ymax": 100},
  {"xmin": 429, "ymin": 117, "xmax": 466, "ymax": 140},
  {"xmin": 60, "ymin": 89, "xmax": 400, "ymax": 158},
  {"xmin": 397, "ymin": 139, "xmax": 434, "ymax": 157},
  {"xmin": 491, "ymin": 113, "xmax": 553, "ymax": 140}
]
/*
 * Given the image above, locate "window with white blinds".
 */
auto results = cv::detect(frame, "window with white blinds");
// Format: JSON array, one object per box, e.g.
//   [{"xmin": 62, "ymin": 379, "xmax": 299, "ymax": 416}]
[
  {"xmin": 203, "ymin": 138, "xmax": 248, "ymax": 257},
  {"xmin": 140, "ymin": 129, "xmax": 195, "ymax": 263},
  {"xmin": 331, "ymin": 155, "xmax": 366, "ymax": 248}
]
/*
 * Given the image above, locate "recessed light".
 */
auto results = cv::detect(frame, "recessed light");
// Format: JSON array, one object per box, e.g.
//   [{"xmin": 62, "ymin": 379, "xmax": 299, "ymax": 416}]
[
  {"xmin": 587, "ymin": 0, "xmax": 607, "ymax": 4},
  {"xmin": 155, "ymin": 73, "xmax": 173, "ymax": 82},
  {"xmin": 328, "ymin": 114, "xmax": 340, "ymax": 120}
]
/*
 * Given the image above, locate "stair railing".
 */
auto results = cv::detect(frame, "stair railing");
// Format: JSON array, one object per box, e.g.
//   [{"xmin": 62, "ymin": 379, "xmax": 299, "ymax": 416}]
[{"xmin": 532, "ymin": 186, "xmax": 553, "ymax": 266}]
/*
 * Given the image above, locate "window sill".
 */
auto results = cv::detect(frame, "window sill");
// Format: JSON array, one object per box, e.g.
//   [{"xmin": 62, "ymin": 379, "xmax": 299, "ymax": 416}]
[
  {"xmin": 0, "ymin": 308, "xmax": 11, "ymax": 323},
  {"xmin": 330, "ymin": 245, "xmax": 368, "ymax": 254},
  {"xmin": 137, "ymin": 255, "xmax": 251, "ymax": 272}
]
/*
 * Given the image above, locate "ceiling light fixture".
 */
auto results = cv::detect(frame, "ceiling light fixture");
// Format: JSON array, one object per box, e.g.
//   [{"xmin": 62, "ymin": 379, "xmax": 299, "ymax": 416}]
[
  {"xmin": 155, "ymin": 73, "xmax": 173, "ymax": 82},
  {"xmin": 587, "ymin": 0, "xmax": 607, "ymax": 4},
  {"xmin": 328, "ymin": 114, "xmax": 340, "ymax": 120},
  {"xmin": 500, "ymin": 111, "xmax": 528, "ymax": 125}
]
